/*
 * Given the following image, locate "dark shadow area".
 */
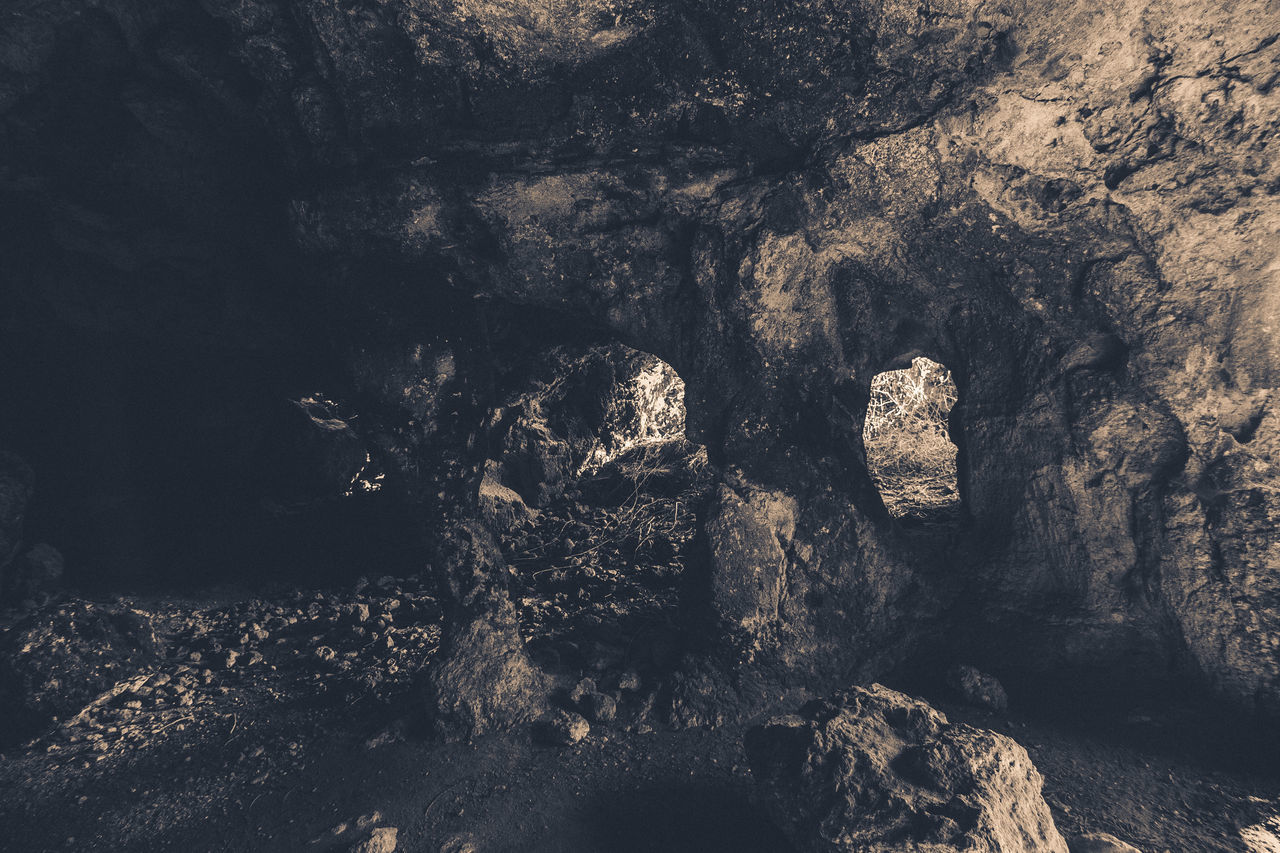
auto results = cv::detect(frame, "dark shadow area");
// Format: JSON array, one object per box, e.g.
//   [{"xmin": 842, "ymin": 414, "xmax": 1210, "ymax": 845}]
[
  {"xmin": 884, "ymin": 661, "xmax": 1280, "ymax": 780},
  {"xmin": 584, "ymin": 782, "xmax": 796, "ymax": 853}
]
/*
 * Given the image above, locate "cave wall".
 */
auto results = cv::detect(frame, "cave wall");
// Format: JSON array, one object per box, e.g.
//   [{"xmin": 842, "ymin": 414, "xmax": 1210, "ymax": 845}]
[{"xmin": 2, "ymin": 0, "xmax": 1278, "ymax": 714}]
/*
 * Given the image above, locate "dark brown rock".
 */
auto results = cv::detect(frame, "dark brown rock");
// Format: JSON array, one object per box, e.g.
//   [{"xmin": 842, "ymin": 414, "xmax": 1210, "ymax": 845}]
[{"xmin": 534, "ymin": 708, "xmax": 590, "ymax": 746}]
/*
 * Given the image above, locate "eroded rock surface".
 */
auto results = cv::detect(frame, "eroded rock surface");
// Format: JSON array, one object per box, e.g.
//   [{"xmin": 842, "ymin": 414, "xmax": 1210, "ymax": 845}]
[
  {"xmin": 2, "ymin": 0, "xmax": 1278, "ymax": 721},
  {"xmin": 745, "ymin": 684, "xmax": 1068, "ymax": 853},
  {"xmin": 425, "ymin": 519, "xmax": 547, "ymax": 739}
]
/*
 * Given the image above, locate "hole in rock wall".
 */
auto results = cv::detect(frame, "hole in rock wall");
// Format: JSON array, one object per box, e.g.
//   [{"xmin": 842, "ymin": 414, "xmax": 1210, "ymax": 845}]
[
  {"xmin": 580, "ymin": 356, "xmax": 689, "ymax": 472},
  {"xmin": 490, "ymin": 345, "xmax": 713, "ymax": 675},
  {"xmin": 863, "ymin": 357, "xmax": 961, "ymax": 526}
]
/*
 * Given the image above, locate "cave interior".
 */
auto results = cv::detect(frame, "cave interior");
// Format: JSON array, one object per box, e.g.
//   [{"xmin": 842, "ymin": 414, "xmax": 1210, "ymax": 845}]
[{"xmin": 2, "ymin": 0, "xmax": 1279, "ymax": 850}]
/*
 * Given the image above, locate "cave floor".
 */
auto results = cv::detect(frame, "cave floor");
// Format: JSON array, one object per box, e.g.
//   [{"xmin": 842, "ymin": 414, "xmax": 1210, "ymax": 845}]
[
  {"xmin": 3, "ymin": 456, "xmax": 1279, "ymax": 852},
  {"xmin": 4, "ymin": 577, "xmax": 1278, "ymax": 853}
]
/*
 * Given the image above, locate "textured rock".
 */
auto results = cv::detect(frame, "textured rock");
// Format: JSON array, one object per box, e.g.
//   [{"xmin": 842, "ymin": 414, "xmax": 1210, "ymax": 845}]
[
  {"xmin": 425, "ymin": 520, "xmax": 547, "ymax": 740},
  {"xmin": 0, "ymin": 600, "xmax": 159, "ymax": 743},
  {"xmin": 1068, "ymin": 833, "xmax": 1144, "ymax": 853},
  {"xmin": 745, "ymin": 684, "xmax": 1068, "ymax": 853},
  {"xmin": 350, "ymin": 826, "xmax": 397, "ymax": 853},
  {"xmin": 477, "ymin": 464, "xmax": 536, "ymax": 531},
  {"xmin": 534, "ymin": 708, "xmax": 590, "ymax": 745},
  {"xmin": 2, "ymin": 0, "xmax": 1280, "ymax": 721},
  {"xmin": 947, "ymin": 665, "xmax": 1010, "ymax": 713}
]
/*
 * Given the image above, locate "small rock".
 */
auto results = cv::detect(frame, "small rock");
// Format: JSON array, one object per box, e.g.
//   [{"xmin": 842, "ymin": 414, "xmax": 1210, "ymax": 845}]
[
  {"xmin": 315, "ymin": 646, "xmax": 336, "ymax": 663},
  {"xmin": 221, "ymin": 650, "xmax": 239, "ymax": 668},
  {"xmin": 618, "ymin": 670, "xmax": 642, "ymax": 692},
  {"xmin": 534, "ymin": 709, "xmax": 589, "ymax": 745},
  {"xmin": 1068, "ymin": 833, "xmax": 1143, "ymax": 853},
  {"xmin": 569, "ymin": 678, "xmax": 596, "ymax": 706},
  {"xmin": 946, "ymin": 663, "xmax": 1009, "ymax": 712},
  {"xmin": 580, "ymin": 691, "xmax": 617, "ymax": 724},
  {"xmin": 355, "ymin": 812, "xmax": 382, "ymax": 831},
  {"xmin": 350, "ymin": 826, "xmax": 397, "ymax": 853}
]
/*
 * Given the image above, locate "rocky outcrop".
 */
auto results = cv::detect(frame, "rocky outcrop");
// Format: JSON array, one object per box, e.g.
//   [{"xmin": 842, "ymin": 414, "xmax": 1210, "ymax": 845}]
[
  {"xmin": 745, "ymin": 684, "xmax": 1068, "ymax": 852},
  {"xmin": 2, "ymin": 0, "xmax": 1278, "ymax": 721},
  {"xmin": 424, "ymin": 519, "xmax": 547, "ymax": 739},
  {"xmin": 485, "ymin": 344, "xmax": 687, "ymax": 509},
  {"xmin": 0, "ymin": 600, "xmax": 159, "ymax": 743}
]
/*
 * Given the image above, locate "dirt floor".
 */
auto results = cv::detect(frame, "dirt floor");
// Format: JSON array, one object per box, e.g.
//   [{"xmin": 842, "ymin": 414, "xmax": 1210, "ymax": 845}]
[
  {"xmin": 3, "ymin": 446, "xmax": 1279, "ymax": 852},
  {"xmin": 4, "ymin": 620, "xmax": 1278, "ymax": 853}
]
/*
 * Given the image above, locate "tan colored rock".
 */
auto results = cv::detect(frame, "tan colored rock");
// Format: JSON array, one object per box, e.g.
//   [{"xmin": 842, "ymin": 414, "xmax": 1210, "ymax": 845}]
[
  {"xmin": 746, "ymin": 685, "xmax": 1068, "ymax": 853},
  {"xmin": 350, "ymin": 826, "xmax": 397, "ymax": 853}
]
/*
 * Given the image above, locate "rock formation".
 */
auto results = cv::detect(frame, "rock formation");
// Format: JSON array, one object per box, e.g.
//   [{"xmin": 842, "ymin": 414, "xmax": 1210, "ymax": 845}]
[
  {"xmin": 745, "ymin": 684, "xmax": 1068, "ymax": 852},
  {"xmin": 1, "ymin": 0, "xmax": 1277, "ymax": 723},
  {"xmin": 0, "ymin": 600, "xmax": 159, "ymax": 742}
]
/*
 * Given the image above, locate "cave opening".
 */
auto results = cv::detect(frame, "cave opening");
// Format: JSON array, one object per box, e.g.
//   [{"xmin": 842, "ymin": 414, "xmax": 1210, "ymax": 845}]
[
  {"xmin": 863, "ymin": 356, "xmax": 961, "ymax": 527},
  {"xmin": 489, "ymin": 344, "xmax": 712, "ymax": 676}
]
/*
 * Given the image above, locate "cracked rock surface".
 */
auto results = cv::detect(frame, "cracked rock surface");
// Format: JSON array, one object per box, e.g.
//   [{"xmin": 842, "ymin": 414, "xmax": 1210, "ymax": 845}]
[
  {"xmin": 745, "ymin": 684, "xmax": 1068, "ymax": 853},
  {"xmin": 1, "ymin": 0, "xmax": 1279, "ymax": 721}
]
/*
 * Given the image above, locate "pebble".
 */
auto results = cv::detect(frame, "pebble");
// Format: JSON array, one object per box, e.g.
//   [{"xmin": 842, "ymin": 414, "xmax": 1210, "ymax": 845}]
[
  {"xmin": 569, "ymin": 678, "xmax": 596, "ymax": 706},
  {"xmin": 535, "ymin": 709, "xmax": 589, "ymax": 745},
  {"xmin": 350, "ymin": 827, "xmax": 397, "ymax": 853},
  {"xmin": 580, "ymin": 691, "xmax": 617, "ymax": 724}
]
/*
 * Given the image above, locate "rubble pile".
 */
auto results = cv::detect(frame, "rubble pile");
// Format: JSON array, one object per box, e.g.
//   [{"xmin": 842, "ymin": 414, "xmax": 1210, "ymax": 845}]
[
  {"xmin": 0, "ymin": 577, "xmax": 443, "ymax": 765},
  {"xmin": 501, "ymin": 439, "xmax": 711, "ymax": 681},
  {"xmin": 170, "ymin": 575, "xmax": 443, "ymax": 704}
]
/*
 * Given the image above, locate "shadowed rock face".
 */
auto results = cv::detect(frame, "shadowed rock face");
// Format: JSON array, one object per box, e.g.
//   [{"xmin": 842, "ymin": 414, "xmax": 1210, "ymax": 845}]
[
  {"xmin": 745, "ymin": 684, "xmax": 1069, "ymax": 852},
  {"xmin": 2, "ymin": 0, "xmax": 1278, "ymax": 718}
]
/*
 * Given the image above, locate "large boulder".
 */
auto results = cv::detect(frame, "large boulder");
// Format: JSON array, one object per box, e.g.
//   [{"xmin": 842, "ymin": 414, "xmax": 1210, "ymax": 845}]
[
  {"xmin": 424, "ymin": 520, "xmax": 547, "ymax": 739},
  {"xmin": 745, "ymin": 684, "xmax": 1068, "ymax": 853},
  {"xmin": 0, "ymin": 600, "xmax": 159, "ymax": 743}
]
